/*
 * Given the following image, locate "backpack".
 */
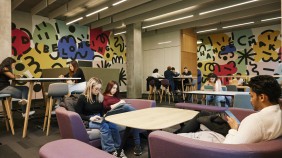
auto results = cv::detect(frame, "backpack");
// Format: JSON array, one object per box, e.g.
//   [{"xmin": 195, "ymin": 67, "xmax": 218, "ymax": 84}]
[{"xmin": 60, "ymin": 94, "xmax": 80, "ymax": 111}]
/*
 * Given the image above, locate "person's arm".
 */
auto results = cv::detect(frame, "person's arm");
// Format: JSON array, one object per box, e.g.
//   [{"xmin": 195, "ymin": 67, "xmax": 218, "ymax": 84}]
[
  {"xmin": 74, "ymin": 95, "xmax": 91, "ymax": 121},
  {"xmin": 2, "ymin": 67, "xmax": 17, "ymax": 79},
  {"xmin": 224, "ymin": 115, "xmax": 262, "ymax": 144},
  {"xmin": 200, "ymin": 81, "xmax": 209, "ymax": 91},
  {"xmin": 214, "ymin": 79, "xmax": 222, "ymax": 91}
]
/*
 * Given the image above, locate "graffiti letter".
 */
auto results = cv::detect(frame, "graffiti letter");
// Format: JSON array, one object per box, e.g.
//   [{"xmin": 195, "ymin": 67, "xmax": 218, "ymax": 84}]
[
  {"xmin": 269, "ymin": 44, "xmax": 276, "ymax": 51},
  {"xmin": 52, "ymin": 44, "xmax": 58, "ymax": 52},
  {"xmin": 43, "ymin": 45, "xmax": 49, "ymax": 53},
  {"xmin": 259, "ymin": 41, "xmax": 266, "ymax": 47}
]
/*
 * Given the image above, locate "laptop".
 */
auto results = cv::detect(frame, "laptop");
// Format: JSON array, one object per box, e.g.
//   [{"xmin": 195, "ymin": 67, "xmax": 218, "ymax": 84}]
[{"xmin": 204, "ymin": 85, "xmax": 214, "ymax": 91}]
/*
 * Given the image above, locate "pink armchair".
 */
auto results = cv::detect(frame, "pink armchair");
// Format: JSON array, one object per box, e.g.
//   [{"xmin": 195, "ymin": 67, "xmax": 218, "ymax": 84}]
[{"xmin": 149, "ymin": 104, "xmax": 282, "ymax": 158}]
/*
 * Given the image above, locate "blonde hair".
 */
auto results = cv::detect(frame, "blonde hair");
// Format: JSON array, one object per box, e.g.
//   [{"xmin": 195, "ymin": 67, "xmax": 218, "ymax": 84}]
[{"xmin": 83, "ymin": 77, "xmax": 103, "ymax": 103}]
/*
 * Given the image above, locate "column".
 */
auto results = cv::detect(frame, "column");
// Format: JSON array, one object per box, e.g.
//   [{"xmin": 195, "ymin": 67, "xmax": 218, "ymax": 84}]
[
  {"xmin": 0, "ymin": 0, "xmax": 12, "ymax": 61},
  {"xmin": 126, "ymin": 23, "xmax": 142, "ymax": 98}
]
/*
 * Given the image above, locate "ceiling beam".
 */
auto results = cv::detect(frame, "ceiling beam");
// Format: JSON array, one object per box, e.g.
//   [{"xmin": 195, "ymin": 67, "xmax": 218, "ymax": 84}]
[
  {"xmin": 48, "ymin": 0, "xmax": 89, "ymax": 19},
  {"xmin": 12, "ymin": 0, "xmax": 24, "ymax": 10},
  {"xmin": 31, "ymin": 0, "xmax": 57, "ymax": 15}
]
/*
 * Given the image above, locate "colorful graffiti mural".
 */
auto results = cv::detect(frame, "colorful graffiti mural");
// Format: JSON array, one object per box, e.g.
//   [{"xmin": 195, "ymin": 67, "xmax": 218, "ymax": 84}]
[
  {"xmin": 11, "ymin": 15, "xmax": 127, "ymax": 96},
  {"xmin": 197, "ymin": 25, "xmax": 281, "ymax": 85}
]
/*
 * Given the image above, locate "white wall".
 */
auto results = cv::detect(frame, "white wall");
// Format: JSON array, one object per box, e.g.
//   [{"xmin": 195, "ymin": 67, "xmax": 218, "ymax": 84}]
[{"xmin": 142, "ymin": 30, "xmax": 181, "ymax": 93}]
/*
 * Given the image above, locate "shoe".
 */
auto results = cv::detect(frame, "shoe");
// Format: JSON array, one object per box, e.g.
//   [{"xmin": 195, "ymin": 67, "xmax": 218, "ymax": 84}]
[
  {"xmin": 119, "ymin": 149, "xmax": 127, "ymax": 158},
  {"xmin": 18, "ymin": 99, "xmax": 28, "ymax": 106},
  {"xmin": 51, "ymin": 110, "xmax": 56, "ymax": 115},
  {"xmin": 133, "ymin": 145, "xmax": 142, "ymax": 156},
  {"xmin": 22, "ymin": 111, "xmax": 35, "ymax": 118}
]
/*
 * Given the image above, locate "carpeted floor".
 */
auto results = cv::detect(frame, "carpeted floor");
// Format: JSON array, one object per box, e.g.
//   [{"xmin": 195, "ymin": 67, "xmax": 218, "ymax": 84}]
[{"xmin": 0, "ymin": 98, "xmax": 181, "ymax": 158}]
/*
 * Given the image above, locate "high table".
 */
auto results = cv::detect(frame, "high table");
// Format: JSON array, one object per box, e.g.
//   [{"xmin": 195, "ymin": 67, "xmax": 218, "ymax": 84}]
[
  {"xmin": 15, "ymin": 77, "xmax": 80, "ymax": 138},
  {"xmin": 105, "ymin": 107, "xmax": 199, "ymax": 156},
  {"xmin": 185, "ymin": 90, "xmax": 250, "ymax": 106}
]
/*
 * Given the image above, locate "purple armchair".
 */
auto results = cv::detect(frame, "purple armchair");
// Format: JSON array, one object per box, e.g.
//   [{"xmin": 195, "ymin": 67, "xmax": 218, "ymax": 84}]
[
  {"xmin": 39, "ymin": 139, "xmax": 115, "ymax": 158},
  {"xmin": 149, "ymin": 104, "xmax": 282, "ymax": 158}
]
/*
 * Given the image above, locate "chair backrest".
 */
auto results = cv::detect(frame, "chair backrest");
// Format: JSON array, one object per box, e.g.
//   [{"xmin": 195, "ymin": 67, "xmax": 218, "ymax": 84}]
[
  {"xmin": 48, "ymin": 83, "xmax": 69, "ymax": 97},
  {"xmin": 55, "ymin": 107, "xmax": 89, "ymax": 143},
  {"xmin": 226, "ymin": 85, "xmax": 238, "ymax": 91},
  {"xmin": 161, "ymin": 79, "xmax": 169, "ymax": 87},
  {"xmin": 124, "ymin": 99, "xmax": 156, "ymax": 110},
  {"xmin": 204, "ymin": 85, "xmax": 214, "ymax": 91}
]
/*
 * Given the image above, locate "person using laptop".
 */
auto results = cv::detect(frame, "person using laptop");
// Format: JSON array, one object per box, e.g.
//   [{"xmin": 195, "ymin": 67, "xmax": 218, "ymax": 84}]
[
  {"xmin": 201, "ymin": 73, "xmax": 229, "ymax": 107},
  {"xmin": 74, "ymin": 77, "xmax": 127, "ymax": 158},
  {"xmin": 103, "ymin": 80, "xmax": 142, "ymax": 156},
  {"xmin": 176, "ymin": 75, "xmax": 282, "ymax": 144}
]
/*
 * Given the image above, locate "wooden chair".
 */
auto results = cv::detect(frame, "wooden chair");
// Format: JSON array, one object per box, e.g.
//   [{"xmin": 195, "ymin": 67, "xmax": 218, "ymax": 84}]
[
  {"xmin": 43, "ymin": 83, "xmax": 68, "ymax": 136},
  {"xmin": 0, "ymin": 94, "xmax": 14, "ymax": 135}
]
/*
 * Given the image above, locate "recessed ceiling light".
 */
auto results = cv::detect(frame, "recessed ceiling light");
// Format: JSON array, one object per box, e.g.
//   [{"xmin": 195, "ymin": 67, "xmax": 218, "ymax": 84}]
[
  {"xmin": 261, "ymin": 17, "xmax": 281, "ymax": 22},
  {"xmin": 158, "ymin": 41, "xmax": 171, "ymax": 45},
  {"xmin": 199, "ymin": 0, "xmax": 258, "ymax": 15},
  {"xmin": 222, "ymin": 22, "xmax": 254, "ymax": 29},
  {"xmin": 86, "ymin": 7, "xmax": 109, "ymax": 17},
  {"xmin": 66, "ymin": 17, "xmax": 83, "ymax": 25},
  {"xmin": 142, "ymin": 15, "xmax": 193, "ymax": 29},
  {"xmin": 196, "ymin": 28, "xmax": 217, "ymax": 33},
  {"xmin": 112, "ymin": 0, "xmax": 127, "ymax": 6},
  {"xmin": 114, "ymin": 31, "xmax": 126, "ymax": 35}
]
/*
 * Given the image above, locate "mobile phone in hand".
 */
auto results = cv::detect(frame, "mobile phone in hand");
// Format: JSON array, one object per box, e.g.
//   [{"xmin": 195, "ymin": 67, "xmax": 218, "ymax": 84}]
[{"xmin": 225, "ymin": 110, "xmax": 241, "ymax": 124}]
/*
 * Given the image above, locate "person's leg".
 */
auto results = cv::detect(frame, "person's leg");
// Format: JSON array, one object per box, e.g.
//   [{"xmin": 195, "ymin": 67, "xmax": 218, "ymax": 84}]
[
  {"xmin": 99, "ymin": 122, "xmax": 117, "ymax": 153},
  {"xmin": 16, "ymin": 86, "xmax": 29, "ymax": 111},
  {"xmin": 205, "ymin": 95, "xmax": 214, "ymax": 105},
  {"xmin": 107, "ymin": 122, "xmax": 122, "ymax": 152},
  {"xmin": 68, "ymin": 82, "xmax": 86, "ymax": 94},
  {"xmin": 0, "ymin": 86, "xmax": 28, "ymax": 112},
  {"xmin": 214, "ymin": 96, "xmax": 226, "ymax": 107},
  {"xmin": 176, "ymin": 111, "xmax": 212, "ymax": 133}
]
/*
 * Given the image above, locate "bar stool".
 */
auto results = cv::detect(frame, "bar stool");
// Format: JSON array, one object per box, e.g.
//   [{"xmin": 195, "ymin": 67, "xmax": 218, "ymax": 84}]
[
  {"xmin": 148, "ymin": 80, "xmax": 158, "ymax": 100},
  {"xmin": 159, "ymin": 79, "xmax": 174, "ymax": 104},
  {"xmin": 0, "ymin": 94, "xmax": 14, "ymax": 135},
  {"xmin": 43, "ymin": 83, "xmax": 68, "ymax": 136}
]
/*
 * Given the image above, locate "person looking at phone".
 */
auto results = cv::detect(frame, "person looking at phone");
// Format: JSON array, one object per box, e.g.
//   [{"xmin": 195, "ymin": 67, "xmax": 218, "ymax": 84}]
[{"xmin": 176, "ymin": 75, "xmax": 282, "ymax": 144}]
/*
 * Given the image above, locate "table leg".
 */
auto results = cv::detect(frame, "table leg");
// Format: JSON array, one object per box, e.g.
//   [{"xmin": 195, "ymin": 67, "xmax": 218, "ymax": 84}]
[
  {"xmin": 22, "ymin": 81, "xmax": 34, "ymax": 138},
  {"xmin": 4, "ymin": 98, "xmax": 15, "ymax": 135},
  {"xmin": 117, "ymin": 127, "xmax": 131, "ymax": 157}
]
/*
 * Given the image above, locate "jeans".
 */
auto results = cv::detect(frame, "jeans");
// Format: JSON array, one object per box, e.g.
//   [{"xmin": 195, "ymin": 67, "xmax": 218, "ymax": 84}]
[
  {"xmin": 88, "ymin": 115, "xmax": 121, "ymax": 152},
  {"xmin": 68, "ymin": 81, "xmax": 86, "ymax": 94},
  {"xmin": 0, "ymin": 86, "xmax": 29, "ymax": 111},
  {"xmin": 206, "ymin": 95, "xmax": 227, "ymax": 107}
]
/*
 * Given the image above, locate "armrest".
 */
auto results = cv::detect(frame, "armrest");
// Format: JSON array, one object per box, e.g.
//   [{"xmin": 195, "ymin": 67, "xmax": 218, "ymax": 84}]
[{"xmin": 149, "ymin": 131, "xmax": 282, "ymax": 158}]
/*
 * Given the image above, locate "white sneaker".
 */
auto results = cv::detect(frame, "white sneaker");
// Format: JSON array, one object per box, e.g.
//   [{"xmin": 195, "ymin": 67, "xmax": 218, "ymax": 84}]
[
  {"xmin": 119, "ymin": 149, "xmax": 127, "ymax": 158},
  {"xmin": 51, "ymin": 110, "xmax": 56, "ymax": 115},
  {"xmin": 22, "ymin": 111, "xmax": 35, "ymax": 118}
]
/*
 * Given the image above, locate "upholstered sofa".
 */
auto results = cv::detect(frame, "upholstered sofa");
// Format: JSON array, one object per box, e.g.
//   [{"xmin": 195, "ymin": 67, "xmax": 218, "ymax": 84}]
[
  {"xmin": 149, "ymin": 103, "xmax": 282, "ymax": 158},
  {"xmin": 56, "ymin": 99, "xmax": 156, "ymax": 147}
]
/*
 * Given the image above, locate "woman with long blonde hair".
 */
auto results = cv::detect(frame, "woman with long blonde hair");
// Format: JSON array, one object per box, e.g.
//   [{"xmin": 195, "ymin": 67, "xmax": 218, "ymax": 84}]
[{"xmin": 74, "ymin": 77, "xmax": 126, "ymax": 158}]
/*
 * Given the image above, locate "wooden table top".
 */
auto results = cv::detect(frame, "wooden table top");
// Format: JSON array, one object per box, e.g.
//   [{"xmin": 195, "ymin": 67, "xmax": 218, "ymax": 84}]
[{"xmin": 105, "ymin": 107, "xmax": 198, "ymax": 130}]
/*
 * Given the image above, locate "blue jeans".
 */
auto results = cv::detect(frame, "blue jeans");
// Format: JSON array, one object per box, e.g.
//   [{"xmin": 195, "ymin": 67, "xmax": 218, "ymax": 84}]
[
  {"xmin": 206, "ymin": 95, "xmax": 228, "ymax": 107},
  {"xmin": 89, "ymin": 115, "xmax": 121, "ymax": 152},
  {"xmin": 0, "ymin": 86, "xmax": 28, "ymax": 111},
  {"xmin": 121, "ymin": 104, "xmax": 141, "ymax": 145}
]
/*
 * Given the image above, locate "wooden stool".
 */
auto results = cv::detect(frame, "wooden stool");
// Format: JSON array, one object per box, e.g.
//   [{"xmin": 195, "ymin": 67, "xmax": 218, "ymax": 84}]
[{"xmin": 0, "ymin": 94, "xmax": 14, "ymax": 135}]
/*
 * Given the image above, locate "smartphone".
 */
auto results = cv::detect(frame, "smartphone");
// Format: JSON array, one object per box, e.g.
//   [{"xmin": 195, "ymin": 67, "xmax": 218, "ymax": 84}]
[{"xmin": 225, "ymin": 110, "xmax": 240, "ymax": 124}]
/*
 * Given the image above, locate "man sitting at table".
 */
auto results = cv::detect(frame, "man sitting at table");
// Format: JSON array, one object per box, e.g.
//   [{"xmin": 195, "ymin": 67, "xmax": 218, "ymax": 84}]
[{"xmin": 177, "ymin": 75, "xmax": 282, "ymax": 144}]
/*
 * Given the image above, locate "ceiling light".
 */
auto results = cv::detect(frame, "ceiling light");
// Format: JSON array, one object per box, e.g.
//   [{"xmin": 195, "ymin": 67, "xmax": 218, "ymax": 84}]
[
  {"xmin": 222, "ymin": 22, "xmax": 254, "ymax": 29},
  {"xmin": 199, "ymin": 0, "xmax": 258, "ymax": 15},
  {"xmin": 197, "ymin": 40, "xmax": 202, "ymax": 44},
  {"xmin": 86, "ymin": 7, "xmax": 109, "ymax": 17},
  {"xmin": 196, "ymin": 28, "xmax": 217, "ymax": 33},
  {"xmin": 158, "ymin": 41, "xmax": 171, "ymax": 45},
  {"xmin": 66, "ymin": 17, "xmax": 83, "ymax": 25},
  {"xmin": 142, "ymin": 15, "xmax": 194, "ymax": 29},
  {"xmin": 114, "ymin": 31, "xmax": 126, "ymax": 35},
  {"xmin": 112, "ymin": 0, "xmax": 127, "ymax": 6},
  {"xmin": 261, "ymin": 17, "xmax": 281, "ymax": 22}
]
